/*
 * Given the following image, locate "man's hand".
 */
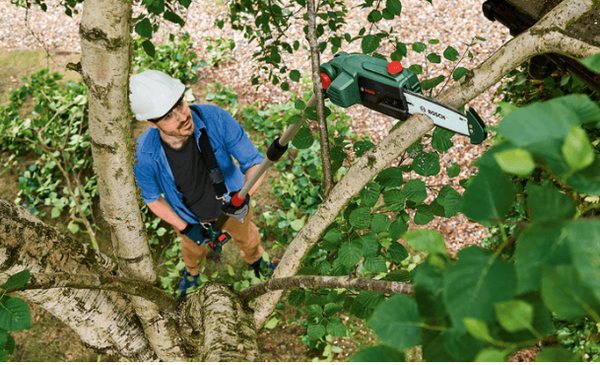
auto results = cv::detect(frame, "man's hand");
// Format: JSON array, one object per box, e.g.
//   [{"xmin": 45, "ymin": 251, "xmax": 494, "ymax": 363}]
[
  {"xmin": 222, "ymin": 191, "xmax": 249, "ymax": 220},
  {"xmin": 180, "ymin": 224, "xmax": 211, "ymax": 246}
]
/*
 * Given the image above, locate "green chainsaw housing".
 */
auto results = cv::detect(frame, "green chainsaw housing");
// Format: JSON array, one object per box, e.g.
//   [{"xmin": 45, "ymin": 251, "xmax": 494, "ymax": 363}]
[
  {"xmin": 320, "ymin": 52, "xmax": 421, "ymax": 120},
  {"xmin": 320, "ymin": 52, "xmax": 487, "ymax": 144}
]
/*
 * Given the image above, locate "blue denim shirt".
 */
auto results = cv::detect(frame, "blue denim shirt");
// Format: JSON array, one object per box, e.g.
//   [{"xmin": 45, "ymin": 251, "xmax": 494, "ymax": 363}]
[{"xmin": 133, "ymin": 104, "xmax": 264, "ymax": 224}]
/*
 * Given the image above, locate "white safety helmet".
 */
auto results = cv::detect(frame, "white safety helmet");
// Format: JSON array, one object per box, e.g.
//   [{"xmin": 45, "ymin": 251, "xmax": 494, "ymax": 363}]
[{"xmin": 129, "ymin": 70, "xmax": 185, "ymax": 121}]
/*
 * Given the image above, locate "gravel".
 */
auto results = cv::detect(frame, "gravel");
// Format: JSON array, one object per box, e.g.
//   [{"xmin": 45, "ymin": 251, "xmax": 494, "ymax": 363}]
[{"xmin": 0, "ymin": 0, "xmax": 512, "ymax": 253}]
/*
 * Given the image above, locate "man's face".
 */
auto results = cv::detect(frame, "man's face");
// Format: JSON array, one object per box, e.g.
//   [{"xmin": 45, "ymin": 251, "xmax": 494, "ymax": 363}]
[{"xmin": 147, "ymin": 98, "xmax": 194, "ymax": 138}]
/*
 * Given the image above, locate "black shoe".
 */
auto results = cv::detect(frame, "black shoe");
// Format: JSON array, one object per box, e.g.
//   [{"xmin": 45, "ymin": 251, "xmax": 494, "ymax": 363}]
[{"xmin": 250, "ymin": 258, "xmax": 276, "ymax": 278}]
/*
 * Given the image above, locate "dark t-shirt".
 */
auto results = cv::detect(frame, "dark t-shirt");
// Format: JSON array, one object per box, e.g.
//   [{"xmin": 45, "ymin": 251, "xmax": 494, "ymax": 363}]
[{"xmin": 161, "ymin": 137, "xmax": 224, "ymax": 220}]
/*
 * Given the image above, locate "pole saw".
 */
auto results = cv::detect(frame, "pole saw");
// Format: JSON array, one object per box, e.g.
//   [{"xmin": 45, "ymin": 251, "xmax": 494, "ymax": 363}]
[{"xmin": 207, "ymin": 52, "xmax": 488, "ymax": 252}]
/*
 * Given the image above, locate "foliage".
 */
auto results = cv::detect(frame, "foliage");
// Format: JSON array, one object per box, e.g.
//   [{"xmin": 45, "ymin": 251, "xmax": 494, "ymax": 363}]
[
  {"xmin": 204, "ymin": 36, "xmax": 236, "ymax": 66},
  {"xmin": 0, "ymin": 270, "xmax": 31, "ymax": 361},
  {"xmin": 0, "ymin": 69, "xmax": 98, "ymax": 246},
  {"xmin": 133, "ymin": 32, "xmax": 206, "ymax": 85},
  {"xmin": 346, "ymin": 59, "xmax": 600, "ymax": 360}
]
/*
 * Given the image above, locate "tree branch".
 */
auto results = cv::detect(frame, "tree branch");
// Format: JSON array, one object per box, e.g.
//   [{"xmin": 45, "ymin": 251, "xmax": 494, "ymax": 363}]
[
  {"xmin": 307, "ymin": 0, "xmax": 334, "ymax": 195},
  {"xmin": 252, "ymin": 0, "xmax": 600, "ymax": 328},
  {"xmin": 239, "ymin": 275, "xmax": 413, "ymax": 302},
  {"xmin": 1, "ymin": 272, "xmax": 178, "ymax": 311}
]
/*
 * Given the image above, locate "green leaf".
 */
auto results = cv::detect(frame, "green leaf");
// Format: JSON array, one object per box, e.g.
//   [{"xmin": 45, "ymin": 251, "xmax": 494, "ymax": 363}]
[
  {"xmin": 371, "ymin": 213, "xmax": 391, "ymax": 234},
  {"xmin": 412, "ymin": 151, "xmax": 440, "ymax": 176},
  {"xmin": 413, "ymin": 261, "xmax": 446, "ymax": 319},
  {"xmin": 362, "ymin": 35, "xmax": 380, "ymax": 54},
  {"xmin": 385, "ymin": 0, "xmax": 402, "ymax": 15},
  {"xmin": 444, "ymin": 247, "xmax": 516, "ymax": 332},
  {"xmin": 364, "ymin": 256, "xmax": 387, "ymax": 273},
  {"xmin": 135, "ymin": 18, "xmax": 153, "ymax": 38},
  {"xmin": 51, "ymin": 207, "xmax": 61, "ymax": 218},
  {"xmin": 580, "ymin": 52, "xmax": 600, "ymax": 73},
  {"xmin": 562, "ymin": 125, "xmax": 595, "ymax": 172},
  {"xmin": 142, "ymin": 40, "xmax": 156, "ymax": 58},
  {"xmin": 349, "ymin": 207, "xmax": 372, "ymax": 230},
  {"xmin": 526, "ymin": 183, "xmax": 576, "ymax": 222},
  {"xmin": 463, "ymin": 318, "xmax": 495, "ymax": 343},
  {"xmin": 360, "ymin": 182, "xmax": 381, "ymax": 207},
  {"xmin": 367, "ymin": 295, "xmax": 422, "ymax": 350},
  {"xmin": 460, "ymin": 165, "xmax": 516, "ymax": 225},
  {"xmin": 360, "ymin": 233, "xmax": 379, "ymax": 257},
  {"xmin": 288, "ymin": 289, "xmax": 307, "ymax": 306},
  {"xmin": 291, "ymin": 126, "xmax": 314, "ymax": 149},
  {"xmin": 389, "ymin": 219, "xmax": 408, "ymax": 240},
  {"xmin": 327, "ymin": 318, "xmax": 347, "ymax": 337},
  {"xmin": 475, "ymin": 348, "xmax": 511, "ymax": 362},
  {"xmin": 264, "ymin": 316, "xmax": 278, "ymax": 329},
  {"xmin": 494, "ymin": 300, "xmax": 533, "ymax": 333},
  {"xmin": 375, "ymin": 167, "xmax": 404, "ymax": 188},
  {"xmin": 290, "ymin": 69, "xmax": 301, "ymax": 82},
  {"xmin": 387, "ymin": 241, "xmax": 408, "ymax": 263},
  {"xmin": 493, "ymin": 148, "xmax": 535, "ymax": 177},
  {"xmin": 447, "ymin": 163, "xmax": 460, "ymax": 178},
  {"xmin": 383, "ymin": 189, "xmax": 405, "ymax": 211},
  {"xmin": 535, "ymin": 346, "xmax": 581, "ymax": 362},
  {"xmin": 497, "ymin": 95, "xmax": 598, "ymax": 149},
  {"xmin": 443, "ymin": 46, "xmax": 459, "ymax": 61},
  {"xmin": 0, "ymin": 297, "xmax": 30, "ymax": 331},
  {"xmin": 426, "ymin": 53, "xmax": 441, "ymax": 64},
  {"xmin": 351, "ymin": 345, "xmax": 405, "ymax": 362},
  {"xmin": 408, "ymin": 64, "xmax": 423, "ymax": 75},
  {"xmin": 420, "ymin": 75, "xmax": 445, "ymax": 90},
  {"xmin": 339, "ymin": 241, "xmax": 364, "ymax": 267},
  {"xmin": 4, "ymin": 333, "xmax": 13, "ymax": 355},
  {"xmin": 514, "ymin": 220, "xmax": 569, "ymax": 294},
  {"xmin": 354, "ymin": 140, "xmax": 375, "ymax": 157},
  {"xmin": 403, "ymin": 230, "xmax": 445, "ymax": 255},
  {"xmin": 402, "ymin": 179, "xmax": 427, "ymax": 202},
  {"xmin": 452, "ymin": 67, "xmax": 469, "ymax": 81},
  {"xmin": 0, "ymin": 329, "xmax": 6, "ymax": 349},
  {"xmin": 441, "ymin": 188, "xmax": 461, "ymax": 217},
  {"xmin": 543, "ymin": 264, "xmax": 600, "ymax": 321},
  {"xmin": 412, "ymin": 42, "xmax": 427, "ymax": 53},
  {"xmin": 367, "ymin": 10, "xmax": 382, "ymax": 22},
  {"xmin": 67, "ymin": 221, "xmax": 80, "ymax": 234},
  {"xmin": 163, "ymin": 11, "xmax": 185, "ymax": 26},
  {"xmin": 563, "ymin": 221, "xmax": 600, "ymax": 306},
  {"xmin": 294, "ymin": 100, "xmax": 306, "ymax": 110},
  {"xmin": 0, "ymin": 270, "xmax": 30, "ymax": 290},
  {"xmin": 308, "ymin": 323, "xmax": 327, "ymax": 340},
  {"xmin": 323, "ymin": 229, "xmax": 344, "ymax": 244},
  {"xmin": 324, "ymin": 303, "xmax": 342, "ymax": 317},
  {"xmin": 432, "ymin": 127, "xmax": 454, "ymax": 153}
]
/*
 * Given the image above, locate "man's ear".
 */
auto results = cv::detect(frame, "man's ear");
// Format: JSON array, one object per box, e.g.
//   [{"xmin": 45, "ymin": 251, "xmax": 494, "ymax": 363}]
[{"xmin": 146, "ymin": 120, "xmax": 158, "ymax": 129}]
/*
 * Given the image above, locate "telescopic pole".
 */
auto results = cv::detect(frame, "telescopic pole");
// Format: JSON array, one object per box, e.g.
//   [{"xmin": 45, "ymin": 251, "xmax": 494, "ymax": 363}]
[{"xmin": 213, "ymin": 94, "xmax": 317, "ymax": 231}]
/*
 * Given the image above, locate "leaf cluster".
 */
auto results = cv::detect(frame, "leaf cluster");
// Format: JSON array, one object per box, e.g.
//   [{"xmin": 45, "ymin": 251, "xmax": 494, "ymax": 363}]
[{"xmin": 0, "ymin": 271, "xmax": 31, "ymax": 361}]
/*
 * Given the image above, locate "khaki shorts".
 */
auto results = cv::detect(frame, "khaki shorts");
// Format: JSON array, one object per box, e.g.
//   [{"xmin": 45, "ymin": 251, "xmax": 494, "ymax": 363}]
[{"xmin": 174, "ymin": 205, "xmax": 264, "ymax": 275}]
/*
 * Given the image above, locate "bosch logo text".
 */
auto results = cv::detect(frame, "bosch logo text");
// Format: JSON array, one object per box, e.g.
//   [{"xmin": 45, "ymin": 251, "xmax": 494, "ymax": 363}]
[{"xmin": 427, "ymin": 109, "xmax": 446, "ymax": 120}]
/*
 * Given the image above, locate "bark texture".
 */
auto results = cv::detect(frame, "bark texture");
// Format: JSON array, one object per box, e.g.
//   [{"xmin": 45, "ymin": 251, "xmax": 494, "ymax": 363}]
[
  {"xmin": 79, "ymin": 0, "xmax": 185, "ymax": 359},
  {"xmin": 179, "ymin": 282, "xmax": 259, "ymax": 362},
  {"xmin": 239, "ymin": 275, "xmax": 414, "ymax": 302},
  {"xmin": 307, "ymin": 0, "xmax": 334, "ymax": 195},
  {"xmin": 251, "ymin": 0, "xmax": 600, "ymax": 328},
  {"xmin": 0, "ymin": 199, "xmax": 157, "ymax": 361}
]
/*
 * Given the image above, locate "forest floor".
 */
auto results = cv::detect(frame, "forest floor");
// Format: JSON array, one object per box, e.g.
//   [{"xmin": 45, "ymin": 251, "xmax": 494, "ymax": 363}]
[{"xmin": 1, "ymin": 0, "xmax": 517, "ymax": 361}]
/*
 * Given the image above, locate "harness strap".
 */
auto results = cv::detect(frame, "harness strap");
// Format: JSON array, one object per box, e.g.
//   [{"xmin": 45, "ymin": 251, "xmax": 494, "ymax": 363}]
[{"xmin": 189, "ymin": 106, "xmax": 228, "ymax": 198}]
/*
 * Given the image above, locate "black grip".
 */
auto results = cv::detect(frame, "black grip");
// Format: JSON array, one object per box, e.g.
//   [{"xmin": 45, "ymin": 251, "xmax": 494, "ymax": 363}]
[{"xmin": 266, "ymin": 138, "xmax": 288, "ymax": 162}]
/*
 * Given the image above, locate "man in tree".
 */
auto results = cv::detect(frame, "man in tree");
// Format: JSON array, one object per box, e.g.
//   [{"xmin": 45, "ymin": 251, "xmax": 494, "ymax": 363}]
[{"xmin": 130, "ymin": 70, "xmax": 272, "ymax": 297}]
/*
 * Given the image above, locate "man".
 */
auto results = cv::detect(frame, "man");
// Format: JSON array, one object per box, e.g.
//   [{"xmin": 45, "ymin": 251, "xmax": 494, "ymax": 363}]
[{"xmin": 130, "ymin": 70, "xmax": 272, "ymax": 297}]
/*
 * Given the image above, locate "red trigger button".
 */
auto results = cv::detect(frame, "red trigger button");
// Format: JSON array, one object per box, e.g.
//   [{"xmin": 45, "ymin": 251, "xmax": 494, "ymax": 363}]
[{"xmin": 387, "ymin": 61, "xmax": 403, "ymax": 75}]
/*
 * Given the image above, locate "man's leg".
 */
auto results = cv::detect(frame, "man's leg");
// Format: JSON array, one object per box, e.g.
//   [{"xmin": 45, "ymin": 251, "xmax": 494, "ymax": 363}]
[
  {"xmin": 174, "ymin": 226, "xmax": 207, "ymax": 276},
  {"xmin": 222, "ymin": 205, "xmax": 264, "ymax": 265}
]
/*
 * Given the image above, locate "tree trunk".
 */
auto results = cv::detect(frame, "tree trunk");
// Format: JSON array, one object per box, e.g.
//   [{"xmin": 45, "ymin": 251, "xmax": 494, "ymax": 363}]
[
  {"xmin": 78, "ymin": 0, "xmax": 185, "ymax": 359},
  {"xmin": 251, "ymin": 0, "xmax": 600, "ymax": 328}
]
